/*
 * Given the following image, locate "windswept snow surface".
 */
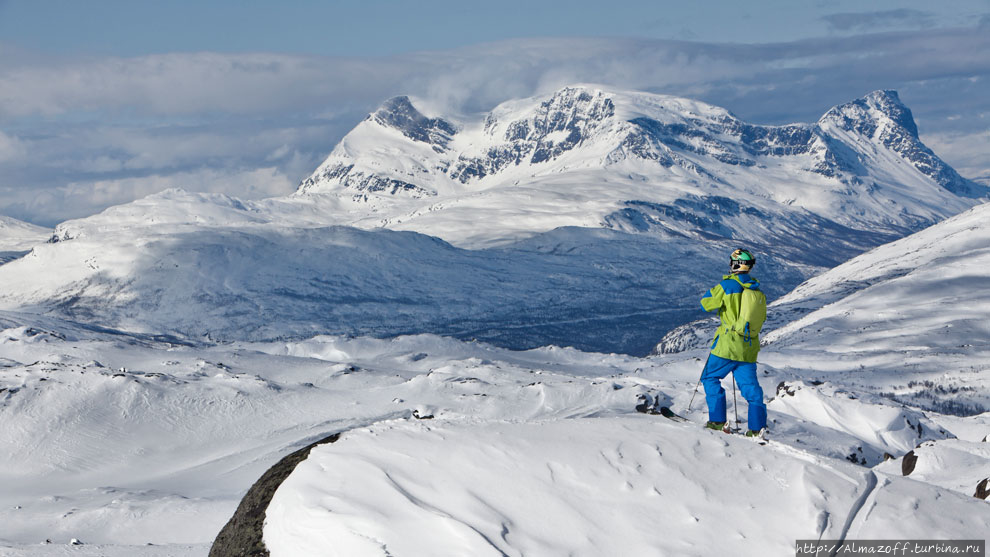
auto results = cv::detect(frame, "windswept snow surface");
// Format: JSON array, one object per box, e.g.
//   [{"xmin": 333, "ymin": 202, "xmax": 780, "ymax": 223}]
[
  {"xmin": 265, "ymin": 418, "xmax": 862, "ymax": 556},
  {"xmin": 1, "ymin": 305, "xmax": 989, "ymax": 555}
]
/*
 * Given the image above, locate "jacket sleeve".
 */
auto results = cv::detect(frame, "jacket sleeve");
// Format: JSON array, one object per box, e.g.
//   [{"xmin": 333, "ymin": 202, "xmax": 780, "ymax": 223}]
[{"xmin": 701, "ymin": 283, "xmax": 724, "ymax": 312}]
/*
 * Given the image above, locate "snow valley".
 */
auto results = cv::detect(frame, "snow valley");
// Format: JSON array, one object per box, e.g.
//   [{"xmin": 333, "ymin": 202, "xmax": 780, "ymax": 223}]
[{"xmin": 0, "ymin": 86, "xmax": 988, "ymax": 556}]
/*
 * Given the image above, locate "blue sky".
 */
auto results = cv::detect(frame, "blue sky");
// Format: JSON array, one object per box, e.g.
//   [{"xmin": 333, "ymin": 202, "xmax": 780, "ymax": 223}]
[
  {"xmin": 0, "ymin": 0, "xmax": 990, "ymax": 56},
  {"xmin": 2, "ymin": 0, "xmax": 985, "ymax": 56},
  {"xmin": 1, "ymin": 0, "xmax": 988, "ymax": 225}
]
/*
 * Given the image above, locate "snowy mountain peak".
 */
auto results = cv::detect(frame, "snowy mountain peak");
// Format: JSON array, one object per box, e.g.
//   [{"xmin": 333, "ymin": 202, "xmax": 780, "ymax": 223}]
[
  {"xmin": 820, "ymin": 89, "xmax": 918, "ymax": 138},
  {"xmin": 293, "ymin": 86, "xmax": 985, "ymax": 249},
  {"xmin": 819, "ymin": 89, "xmax": 986, "ymax": 198},
  {"xmin": 489, "ymin": 86, "xmax": 616, "ymax": 143},
  {"xmin": 450, "ymin": 86, "xmax": 619, "ymax": 182},
  {"xmin": 5, "ymin": 87, "xmax": 986, "ymax": 356},
  {"xmin": 370, "ymin": 96, "xmax": 457, "ymax": 152}
]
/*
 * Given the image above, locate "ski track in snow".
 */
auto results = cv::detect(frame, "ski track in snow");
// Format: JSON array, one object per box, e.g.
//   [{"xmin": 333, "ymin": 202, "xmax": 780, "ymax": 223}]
[{"xmin": 833, "ymin": 470, "xmax": 879, "ymax": 555}]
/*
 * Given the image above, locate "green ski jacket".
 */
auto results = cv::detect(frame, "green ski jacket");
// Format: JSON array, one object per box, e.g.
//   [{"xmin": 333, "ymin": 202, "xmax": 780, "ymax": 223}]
[{"xmin": 700, "ymin": 273, "xmax": 766, "ymax": 363}]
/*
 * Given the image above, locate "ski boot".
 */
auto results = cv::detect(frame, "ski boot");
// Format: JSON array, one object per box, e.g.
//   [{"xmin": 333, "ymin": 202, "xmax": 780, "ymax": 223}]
[{"xmin": 705, "ymin": 421, "xmax": 729, "ymax": 433}]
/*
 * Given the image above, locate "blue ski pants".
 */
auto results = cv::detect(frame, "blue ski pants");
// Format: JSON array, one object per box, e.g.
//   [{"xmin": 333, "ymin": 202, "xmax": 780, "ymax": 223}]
[{"xmin": 701, "ymin": 353, "xmax": 767, "ymax": 431}]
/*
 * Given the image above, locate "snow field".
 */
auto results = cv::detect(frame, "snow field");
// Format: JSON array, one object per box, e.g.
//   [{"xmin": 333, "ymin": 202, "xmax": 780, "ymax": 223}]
[
  {"xmin": 265, "ymin": 417, "xmax": 864, "ymax": 557},
  {"xmin": 2, "ymin": 317, "xmax": 989, "ymax": 556}
]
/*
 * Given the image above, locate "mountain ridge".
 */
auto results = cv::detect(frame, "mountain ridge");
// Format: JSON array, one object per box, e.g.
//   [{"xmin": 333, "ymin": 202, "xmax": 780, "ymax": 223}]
[
  {"xmin": 3, "ymin": 86, "xmax": 986, "ymax": 355},
  {"xmin": 294, "ymin": 85, "xmax": 986, "ymax": 249}
]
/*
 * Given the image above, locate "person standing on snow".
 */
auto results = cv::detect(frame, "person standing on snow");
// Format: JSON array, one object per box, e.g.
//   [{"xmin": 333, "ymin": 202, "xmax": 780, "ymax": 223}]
[{"xmin": 700, "ymin": 248, "xmax": 768, "ymax": 437}]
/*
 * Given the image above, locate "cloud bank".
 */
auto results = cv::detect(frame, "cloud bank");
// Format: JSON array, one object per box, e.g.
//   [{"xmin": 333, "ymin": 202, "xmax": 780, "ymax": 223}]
[{"xmin": 1, "ymin": 23, "xmax": 988, "ymax": 225}]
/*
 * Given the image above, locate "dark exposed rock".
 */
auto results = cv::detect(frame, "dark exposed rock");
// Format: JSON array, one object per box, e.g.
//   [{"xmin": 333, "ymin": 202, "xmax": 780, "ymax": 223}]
[
  {"xmin": 299, "ymin": 164, "xmax": 435, "ymax": 199},
  {"xmin": 371, "ymin": 96, "xmax": 456, "ymax": 151},
  {"xmin": 776, "ymin": 381, "xmax": 799, "ymax": 398},
  {"xmin": 635, "ymin": 393, "xmax": 656, "ymax": 414},
  {"xmin": 209, "ymin": 433, "xmax": 341, "ymax": 557},
  {"xmin": 902, "ymin": 450, "xmax": 918, "ymax": 476},
  {"xmin": 975, "ymin": 478, "xmax": 989, "ymax": 500},
  {"xmin": 451, "ymin": 87, "xmax": 616, "ymax": 182}
]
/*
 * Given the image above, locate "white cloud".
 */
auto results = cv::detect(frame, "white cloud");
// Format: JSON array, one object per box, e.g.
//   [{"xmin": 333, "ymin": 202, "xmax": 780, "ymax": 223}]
[
  {"xmin": 3, "ymin": 28, "xmax": 986, "ymax": 122},
  {"xmin": 921, "ymin": 130, "xmax": 990, "ymax": 180},
  {"xmin": 2, "ymin": 167, "xmax": 296, "ymax": 226}
]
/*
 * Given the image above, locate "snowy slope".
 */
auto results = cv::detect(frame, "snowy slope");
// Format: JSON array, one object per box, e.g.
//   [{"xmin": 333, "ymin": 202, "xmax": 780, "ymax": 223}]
[
  {"xmin": 262, "ymin": 419, "xmax": 918, "ymax": 556},
  {"xmin": 0, "ymin": 315, "xmax": 646, "ymax": 551},
  {"xmin": 658, "ymin": 200, "xmax": 990, "ymax": 364},
  {"xmin": 0, "ymin": 189, "xmax": 811, "ymax": 355},
  {"xmin": 757, "ymin": 201, "xmax": 990, "ymax": 416},
  {"xmin": 3, "ymin": 210, "xmax": 990, "ymax": 556},
  {"xmin": 766, "ymin": 201, "xmax": 990, "ymax": 351},
  {"xmin": 2, "ymin": 310, "xmax": 988, "ymax": 557},
  {"xmin": 0, "ymin": 215, "xmax": 50, "ymax": 263},
  {"xmin": 262, "ymin": 416, "xmax": 990, "ymax": 557}
]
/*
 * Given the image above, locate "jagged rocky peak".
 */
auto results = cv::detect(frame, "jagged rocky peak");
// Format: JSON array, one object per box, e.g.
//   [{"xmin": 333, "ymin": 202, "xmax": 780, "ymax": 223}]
[
  {"xmin": 512, "ymin": 87, "xmax": 615, "ymax": 139},
  {"xmin": 484, "ymin": 87, "xmax": 616, "ymax": 139},
  {"xmin": 370, "ymin": 95, "xmax": 457, "ymax": 151},
  {"xmin": 297, "ymin": 85, "xmax": 987, "ymax": 202},
  {"xmin": 450, "ymin": 87, "xmax": 619, "ymax": 182},
  {"xmin": 820, "ymin": 90, "xmax": 987, "ymax": 198},
  {"xmin": 820, "ymin": 89, "xmax": 918, "ymax": 139}
]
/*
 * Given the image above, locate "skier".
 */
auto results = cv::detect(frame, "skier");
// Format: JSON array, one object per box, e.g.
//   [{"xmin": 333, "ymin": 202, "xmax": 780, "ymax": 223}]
[{"xmin": 700, "ymin": 248, "xmax": 767, "ymax": 437}]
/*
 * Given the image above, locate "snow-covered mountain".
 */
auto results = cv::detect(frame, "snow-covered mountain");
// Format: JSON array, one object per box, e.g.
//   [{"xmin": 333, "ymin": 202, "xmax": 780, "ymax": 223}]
[
  {"xmin": 2, "ymin": 199, "xmax": 797, "ymax": 355},
  {"xmin": 296, "ymin": 86, "xmax": 986, "ymax": 248},
  {"xmin": 0, "ymin": 87, "xmax": 984, "ymax": 356},
  {"xmin": 761, "ymin": 201, "xmax": 990, "ymax": 414}
]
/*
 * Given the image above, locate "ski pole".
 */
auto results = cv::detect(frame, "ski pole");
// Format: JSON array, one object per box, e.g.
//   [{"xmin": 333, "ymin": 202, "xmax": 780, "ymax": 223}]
[
  {"xmin": 732, "ymin": 372, "xmax": 740, "ymax": 425},
  {"xmin": 687, "ymin": 353, "xmax": 711, "ymax": 412}
]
